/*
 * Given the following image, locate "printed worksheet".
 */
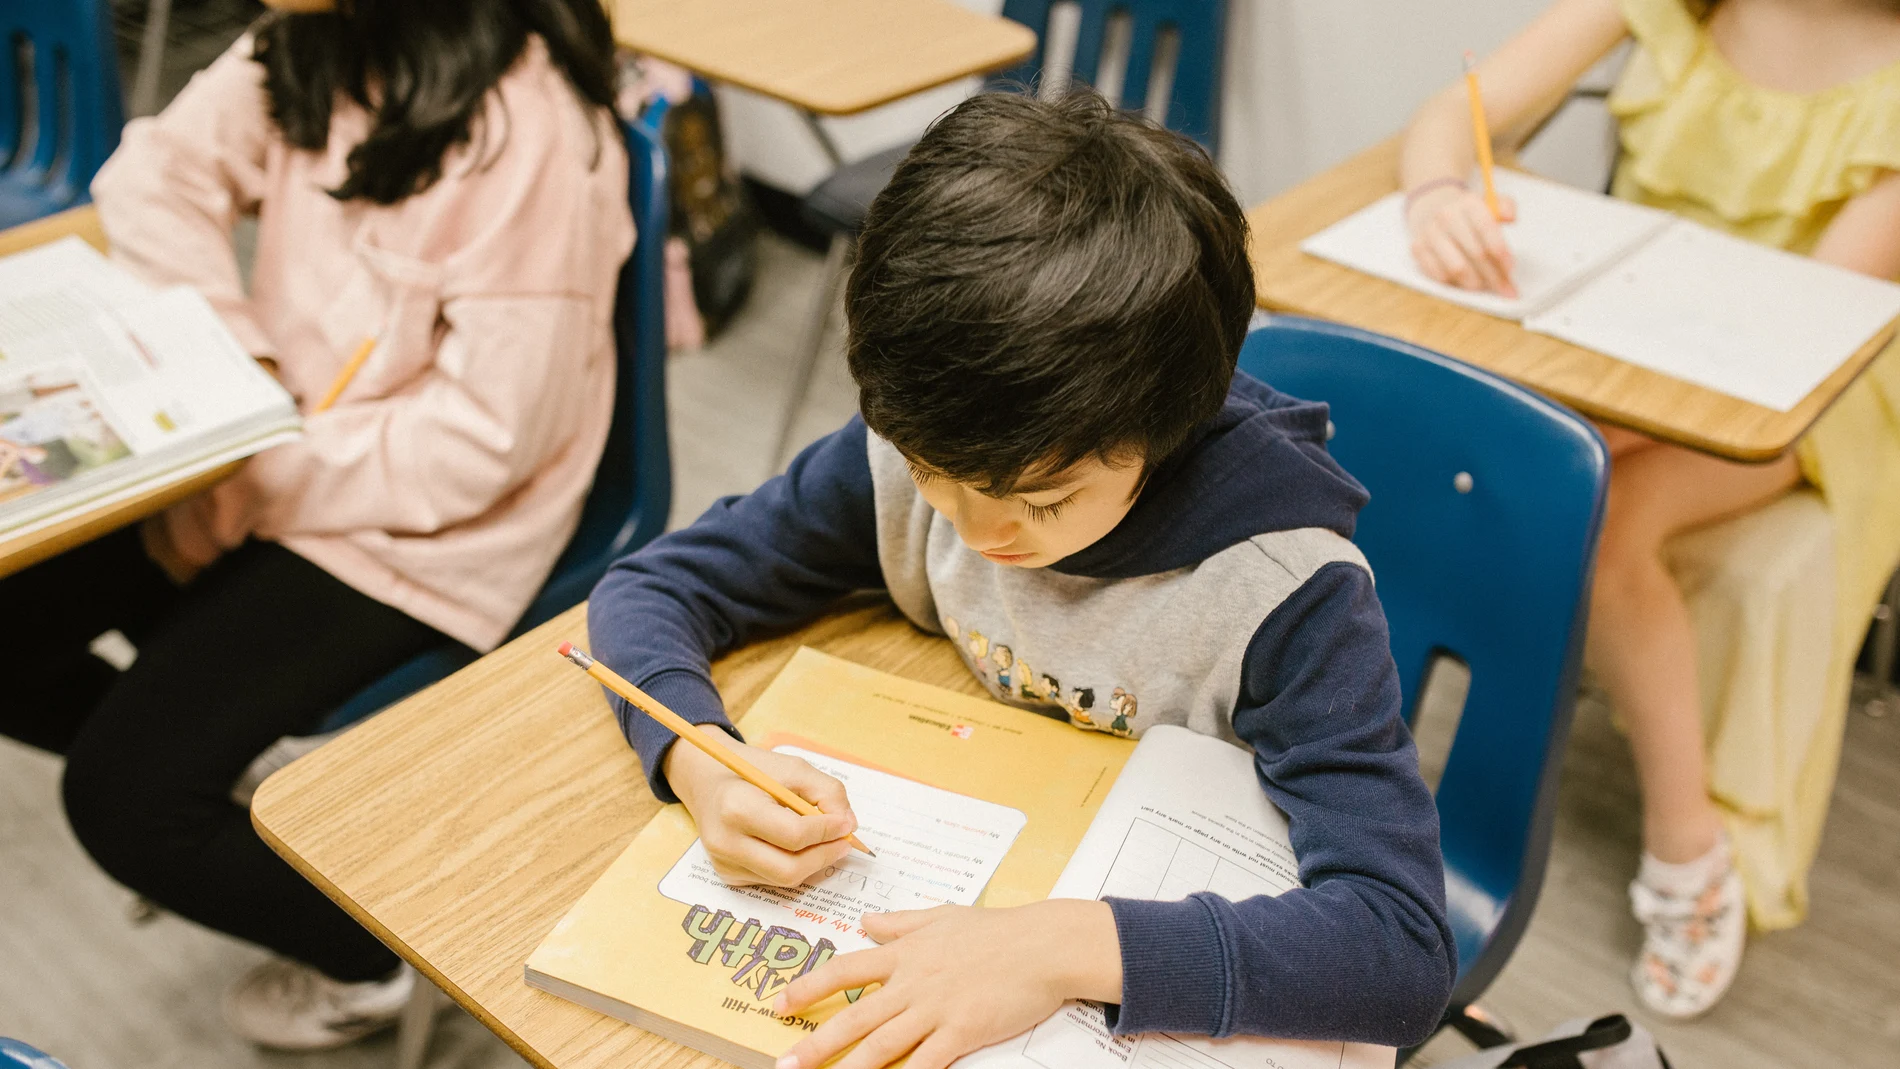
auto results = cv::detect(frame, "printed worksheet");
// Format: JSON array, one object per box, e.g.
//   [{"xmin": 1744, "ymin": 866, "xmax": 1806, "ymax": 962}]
[
  {"xmin": 657, "ymin": 747, "xmax": 1029, "ymax": 953},
  {"xmin": 955, "ymin": 726, "xmax": 1393, "ymax": 1069}
]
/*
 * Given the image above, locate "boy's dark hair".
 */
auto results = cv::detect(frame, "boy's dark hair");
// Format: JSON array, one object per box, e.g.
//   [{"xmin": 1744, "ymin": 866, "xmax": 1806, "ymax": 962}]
[
  {"xmin": 847, "ymin": 89, "xmax": 1254, "ymax": 495},
  {"xmin": 253, "ymin": 0, "xmax": 618, "ymax": 205}
]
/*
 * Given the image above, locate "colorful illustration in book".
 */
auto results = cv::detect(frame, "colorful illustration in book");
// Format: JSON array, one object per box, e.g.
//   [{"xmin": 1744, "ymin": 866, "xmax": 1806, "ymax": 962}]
[
  {"xmin": 1108, "ymin": 687, "xmax": 1137, "ymax": 737},
  {"xmin": 0, "ymin": 375, "xmax": 130, "ymax": 505}
]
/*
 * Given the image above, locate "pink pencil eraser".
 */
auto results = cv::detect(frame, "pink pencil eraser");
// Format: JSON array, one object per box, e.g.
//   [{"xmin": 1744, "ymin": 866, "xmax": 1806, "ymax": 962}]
[{"xmin": 558, "ymin": 641, "xmax": 573, "ymax": 657}]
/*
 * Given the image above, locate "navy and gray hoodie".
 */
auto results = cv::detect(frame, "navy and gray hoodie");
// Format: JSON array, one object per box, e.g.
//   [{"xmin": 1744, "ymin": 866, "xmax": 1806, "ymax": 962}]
[{"xmin": 588, "ymin": 370, "xmax": 1456, "ymax": 1047}]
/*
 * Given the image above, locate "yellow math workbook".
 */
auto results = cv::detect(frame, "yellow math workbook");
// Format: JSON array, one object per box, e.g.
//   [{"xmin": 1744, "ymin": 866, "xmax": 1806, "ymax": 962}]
[{"xmin": 525, "ymin": 647, "xmax": 1392, "ymax": 1069}]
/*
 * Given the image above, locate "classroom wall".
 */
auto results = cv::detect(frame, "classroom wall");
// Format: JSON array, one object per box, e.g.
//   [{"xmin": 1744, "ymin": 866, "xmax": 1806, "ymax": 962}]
[{"xmin": 716, "ymin": 0, "xmax": 1619, "ymax": 206}]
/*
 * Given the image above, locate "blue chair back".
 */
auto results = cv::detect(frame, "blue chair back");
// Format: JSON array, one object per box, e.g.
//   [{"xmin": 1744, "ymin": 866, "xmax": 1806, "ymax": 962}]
[
  {"xmin": 317, "ymin": 116, "xmax": 672, "ymax": 731},
  {"xmin": 0, "ymin": 0, "xmax": 123, "ymax": 226},
  {"xmin": 1237, "ymin": 318, "xmax": 1607, "ymax": 1013},
  {"xmin": 997, "ymin": 0, "xmax": 1226, "ymax": 150},
  {"xmin": 0, "ymin": 1038, "xmax": 71, "ymax": 1069}
]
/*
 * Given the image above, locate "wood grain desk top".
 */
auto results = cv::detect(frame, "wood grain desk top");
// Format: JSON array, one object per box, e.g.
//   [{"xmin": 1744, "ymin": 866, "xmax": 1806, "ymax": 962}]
[
  {"xmin": 252, "ymin": 597, "xmax": 979, "ymax": 1069},
  {"xmin": 0, "ymin": 206, "xmax": 244, "ymax": 580},
  {"xmin": 613, "ymin": 0, "xmax": 1037, "ymax": 116},
  {"xmin": 1246, "ymin": 139, "xmax": 1892, "ymax": 462}
]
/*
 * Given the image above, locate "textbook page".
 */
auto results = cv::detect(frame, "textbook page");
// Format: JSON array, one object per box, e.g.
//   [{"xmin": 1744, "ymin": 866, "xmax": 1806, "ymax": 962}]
[
  {"xmin": 657, "ymin": 746, "xmax": 1029, "ymax": 955},
  {"xmin": 0, "ymin": 239, "xmax": 298, "ymax": 533},
  {"xmin": 1300, "ymin": 169, "xmax": 1673, "ymax": 321},
  {"xmin": 1524, "ymin": 221, "xmax": 1900, "ymax": 412},
  {"xmin": 956, "ymin": 725, "xmax": 1393, "ymax": 1069}
]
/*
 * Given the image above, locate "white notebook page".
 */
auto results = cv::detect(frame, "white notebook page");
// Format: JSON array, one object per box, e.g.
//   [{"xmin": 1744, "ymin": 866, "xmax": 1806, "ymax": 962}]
[
  {"xmin": 954, "ymin": 725, "xmax": 1393, "ymax": 1069},
  {"xmin": 1299, "ymin": 170, "xmax": 1674, "ymax": 321},
  {"xmin": 1524, "ymin": 222, "xmax": 1900, "ymax": 412},
  {"xmin": 657, "ymin": 747, "xmax": 1028, "ymax": 954}
]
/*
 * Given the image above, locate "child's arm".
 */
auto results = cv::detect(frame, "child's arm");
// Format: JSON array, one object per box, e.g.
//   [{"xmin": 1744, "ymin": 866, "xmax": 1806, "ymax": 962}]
[
  {"xmin": 1809, "ymin": 171, "xmax": 1900, "ymax": 279},
  {"xmin": 1100, "ymin": 561, "xmax": 1454, "ymax": 1046},
  {"xmin": 90, "ymin": 39, "xmax": 273, "ymax": 356},
  {"xmin": 588, "ymin": 420, "xmax": 886, "ymax": 878},
  {"xmin": 775, "ymin": 563, "xmax": 1452, "ymax": 1066},
  {"xmin": 1399, "ymin": 0, "xmax": 1628, "ymax": 295}
]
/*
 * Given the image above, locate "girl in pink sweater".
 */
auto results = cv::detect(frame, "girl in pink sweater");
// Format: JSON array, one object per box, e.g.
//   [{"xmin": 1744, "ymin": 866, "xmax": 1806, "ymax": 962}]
[{"xmin": 0, "ymin": 0, "xmax": 632, "ymax": 1049}]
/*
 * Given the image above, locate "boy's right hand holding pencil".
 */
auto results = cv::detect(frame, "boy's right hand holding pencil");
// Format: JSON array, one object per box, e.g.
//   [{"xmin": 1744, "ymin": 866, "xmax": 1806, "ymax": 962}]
[{"xmin": 664, "ymin": 725, "xmax": 863, "ymax": 887}]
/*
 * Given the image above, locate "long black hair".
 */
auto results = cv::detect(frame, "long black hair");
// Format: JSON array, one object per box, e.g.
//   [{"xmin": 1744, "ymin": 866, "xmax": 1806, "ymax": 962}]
[{"xmin": 252, "ymin": 0, "xmax": 618, "ymax": 205}]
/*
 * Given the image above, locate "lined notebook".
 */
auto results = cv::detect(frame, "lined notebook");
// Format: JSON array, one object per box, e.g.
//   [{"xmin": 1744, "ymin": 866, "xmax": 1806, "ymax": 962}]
[
  {"xmin": 524, "ymin": 648, "xmax": 1391, "ymax": 1069},
  {"xmin": 1300, "ymin": 170, "xmax": 1900, "ymax": 412}
]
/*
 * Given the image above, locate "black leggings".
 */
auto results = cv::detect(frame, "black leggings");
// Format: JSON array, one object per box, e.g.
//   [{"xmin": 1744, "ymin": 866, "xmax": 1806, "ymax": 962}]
[{"xmin": 0, "ymin": 529, "xmax": 459, "ymax": 982}]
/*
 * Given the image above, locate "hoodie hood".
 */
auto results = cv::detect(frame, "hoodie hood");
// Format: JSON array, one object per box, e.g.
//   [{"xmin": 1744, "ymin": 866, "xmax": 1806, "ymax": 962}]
[{"xmin": 1051, "ymin": 371, "xmax": 1369, "ymax": 580}]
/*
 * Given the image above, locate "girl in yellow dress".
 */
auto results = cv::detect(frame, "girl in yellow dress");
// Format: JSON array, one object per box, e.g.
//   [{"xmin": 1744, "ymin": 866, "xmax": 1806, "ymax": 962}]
[{"xmin": 1399, "ymin": 0, "xmax": 1900, "ymax": 1018}]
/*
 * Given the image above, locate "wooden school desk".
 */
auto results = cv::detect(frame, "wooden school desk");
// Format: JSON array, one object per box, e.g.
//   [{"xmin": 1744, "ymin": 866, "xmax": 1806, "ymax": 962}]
[
  {"xmin": 0, "ymin": 206, "xmax": 242, "ymax": 580},
  {"xmin": 612, "ymin": 0, "xmax": 1037, "ymax": 164},
  {"xmin": 252, "ymin": 597, "xmax": 976, "ymax": 1069},
  {"xmin": 1246, "ymin": 139, "xmax": 1896, "ymax": 463}
]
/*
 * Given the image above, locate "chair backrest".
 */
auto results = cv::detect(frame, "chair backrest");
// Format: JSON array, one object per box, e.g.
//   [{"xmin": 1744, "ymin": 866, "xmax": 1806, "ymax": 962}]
[
  {"xmin": 315, "ymin": 114, "xmax": 671, "ymax": 732},
  {"xmin": 0, "ymin": 1038, "xmax": 72, "ymax": 1069},
  {"xmin": 996, "ymin": 0, "xmax": 1226, "ymax": 150},
  {"xmin": 0, "ymin": 1, "xmax": 123, "ymax": 212},
  {"xmin": 1237, "ymin": 318, "xmax": 1607, "ymax": 1007},
  {"xmin": 511, "ymin": 114, "xmax": 673, "ymax": 633}
]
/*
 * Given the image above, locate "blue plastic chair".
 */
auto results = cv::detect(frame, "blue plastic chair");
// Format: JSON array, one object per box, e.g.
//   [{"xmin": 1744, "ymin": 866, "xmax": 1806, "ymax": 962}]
[
  {"xmin": 316, "ymin": 116, "xmax": 673, "ymax": 731},
  {"xmin": 0, "ymin": 0, "xmax": 124, "ymax": 227},
  {"xmin": 0, "ymin": 1038, "xmax": 71, "ymax": 1069},
  {"xmin": 994, "ymin": 0, "xmax": 1226, "ymax": 150},
  {"xmin": 1237, "ymin": 318, "xmax": 1608, "ymax": 1049}
]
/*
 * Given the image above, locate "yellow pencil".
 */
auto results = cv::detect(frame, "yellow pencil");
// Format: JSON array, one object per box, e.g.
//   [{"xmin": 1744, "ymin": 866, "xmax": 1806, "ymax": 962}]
[
  {"xmin": 557, "ymin": 642, "xmax": 876, "ymax": 857},
  {"xmin": 313, "ymin": 337, "xmax": 378, "ymax": 414},
  {"xmin": 1463, "ymin": 52, "xmax": 1502, "ymax": 222}
]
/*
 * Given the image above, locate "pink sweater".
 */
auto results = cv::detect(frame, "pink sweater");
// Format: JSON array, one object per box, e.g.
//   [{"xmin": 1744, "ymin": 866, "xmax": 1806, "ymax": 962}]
[{"xmin": 92, "ymin": 37, "xmax": 634, "ymax": 651}]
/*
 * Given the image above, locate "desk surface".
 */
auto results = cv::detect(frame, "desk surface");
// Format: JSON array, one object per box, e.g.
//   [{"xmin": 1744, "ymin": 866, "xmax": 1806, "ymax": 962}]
[
  {"xmin": 0, "ymin": 206, "xmax": 245, "ymax": 580},
  {"xmin": 612, "ymin": 0, "xmax": 1037, "ymax": 116},
  {"xmin": 1246, "ymin": 139, "xmax": 1888, "ymax": 462},
  {"xmin": 253, "ymin": 598, "xmax": 977, "ymax": 1069}
]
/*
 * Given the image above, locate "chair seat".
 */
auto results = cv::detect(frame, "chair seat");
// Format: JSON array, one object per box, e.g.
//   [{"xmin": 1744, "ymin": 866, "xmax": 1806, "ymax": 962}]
[
  {"xmin": 0, "ymin": 178, "xmax": 85, "ymax": 230},
  {"xmin": 800, "ymin": 142, "xmax": 914, "ymax": 236}
]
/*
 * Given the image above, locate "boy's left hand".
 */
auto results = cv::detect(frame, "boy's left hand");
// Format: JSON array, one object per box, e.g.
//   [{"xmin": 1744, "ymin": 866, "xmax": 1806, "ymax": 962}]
[{"xmin": 774, "ymin": 899, "xmax": 1122, "ymax": 1069}]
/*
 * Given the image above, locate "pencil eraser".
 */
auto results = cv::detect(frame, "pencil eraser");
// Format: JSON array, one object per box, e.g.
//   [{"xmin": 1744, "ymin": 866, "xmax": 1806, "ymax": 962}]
[{"xmin": 558, "ymin": 641, "xmax": 573, "ymax": 657}]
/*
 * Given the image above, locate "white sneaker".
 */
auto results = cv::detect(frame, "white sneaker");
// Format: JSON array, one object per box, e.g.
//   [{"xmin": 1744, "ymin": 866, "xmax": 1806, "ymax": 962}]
[
  {"xmin": 223, "ymin": 957, "xmax": 414, "ymax": 1050},
  {"xmin": 1628, "ymin": 834, "xmax": 1747, "ymax": 1018}
]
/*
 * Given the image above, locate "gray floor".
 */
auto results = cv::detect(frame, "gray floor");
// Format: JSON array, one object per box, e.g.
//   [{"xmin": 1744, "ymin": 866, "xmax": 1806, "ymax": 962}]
[{"xmin": 6, "ymin": 232, "xmax": 1900, "ymax": 1068}]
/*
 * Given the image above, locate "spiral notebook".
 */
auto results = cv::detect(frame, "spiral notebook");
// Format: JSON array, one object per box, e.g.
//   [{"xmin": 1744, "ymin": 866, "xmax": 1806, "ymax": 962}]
[{"xmin": 1301, "ymin": 170, "xmax": 1900, "ymax": 412}]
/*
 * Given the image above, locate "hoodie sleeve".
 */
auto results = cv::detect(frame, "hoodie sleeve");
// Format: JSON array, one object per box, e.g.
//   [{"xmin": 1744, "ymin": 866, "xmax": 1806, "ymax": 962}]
[
  {"xmin": 586, "ymin": 419, "xmax": 884, "ymax": 801},
  {"xmin": 1102, "ymin": 561, "xmax": 1455, "ymax": 1047}
]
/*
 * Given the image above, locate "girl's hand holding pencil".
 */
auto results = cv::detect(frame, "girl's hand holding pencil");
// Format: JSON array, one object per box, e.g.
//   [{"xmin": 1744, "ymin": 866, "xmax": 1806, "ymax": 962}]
[
  {"xmin": 558, "ymin": 642, "xmax": 870, "ymax": 888},
  {"xmin": 1403, "ymin": 51, "xmax": 1520, "ymax": 298}
]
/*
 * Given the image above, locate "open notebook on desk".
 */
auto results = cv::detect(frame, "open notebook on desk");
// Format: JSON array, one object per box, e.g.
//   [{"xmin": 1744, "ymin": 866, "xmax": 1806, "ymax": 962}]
[
  {"xmin": 525, "ymin": 648, "xmax": 1390, "ymax": 1069},
  {"xmin": 0, "ymin": 238, "xmax": 299, "ymax": 537},
  {"xmin": 1301, "ymin": 169, "xmax": 1900, "ymax": 412}
]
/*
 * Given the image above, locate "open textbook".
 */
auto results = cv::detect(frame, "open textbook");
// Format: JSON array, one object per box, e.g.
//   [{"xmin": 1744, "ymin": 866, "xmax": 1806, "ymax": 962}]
[
  {"xmin": 1300, "ymin": 169, "xmax": 1900, "ymax": 412},
  {"xmin": 524, "ymin": 648, "xmax": 1391, "ymax": 1069},
  {"xmin": 0, "ymin": 237, "xmax": 300, "ymax": 537}
]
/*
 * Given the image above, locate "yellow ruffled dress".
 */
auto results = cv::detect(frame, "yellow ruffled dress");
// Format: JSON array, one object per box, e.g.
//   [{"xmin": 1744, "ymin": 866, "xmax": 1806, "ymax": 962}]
[{"xmin": 1607, "ymin": 0, "xmax": 1900, "ymax": 929}]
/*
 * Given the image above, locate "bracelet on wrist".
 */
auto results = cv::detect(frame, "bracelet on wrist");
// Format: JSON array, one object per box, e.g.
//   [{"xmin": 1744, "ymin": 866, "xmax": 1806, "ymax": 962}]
[{"xmin": 1403, "ymin": 175, "xmax": 1469, "ymax": 212}]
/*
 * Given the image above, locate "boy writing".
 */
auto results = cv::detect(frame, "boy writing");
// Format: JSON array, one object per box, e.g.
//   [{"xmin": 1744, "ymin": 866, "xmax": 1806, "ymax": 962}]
[{"xmin": 588, "ymin": 90, "xmax": 1455, "ymax": 1069}]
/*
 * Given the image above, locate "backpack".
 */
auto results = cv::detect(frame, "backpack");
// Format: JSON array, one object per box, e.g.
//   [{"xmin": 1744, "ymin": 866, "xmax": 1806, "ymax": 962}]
[{"xmin": 1432, "ymin": 1016, "xmax": 1672, "ymax": 1069}]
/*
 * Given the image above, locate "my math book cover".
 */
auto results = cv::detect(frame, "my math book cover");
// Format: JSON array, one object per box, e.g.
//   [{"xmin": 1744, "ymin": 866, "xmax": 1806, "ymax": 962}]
[{"xmin": 523, "ymin": 648, "xmax": 1135, "ymax": 1069}]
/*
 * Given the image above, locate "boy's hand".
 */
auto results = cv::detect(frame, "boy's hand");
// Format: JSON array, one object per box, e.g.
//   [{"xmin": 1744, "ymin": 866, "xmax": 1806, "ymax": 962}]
[
  {"xmin": 1406, "ymin": 184, "xmax": 1519, "ymax": 298},
  {"xmin": 773, "ymin": 899, "xmax": 1122, "ymax": 1069},
  {"xmin": 665, "ymin": 726, "xmax": 860, "ymax": 887}
]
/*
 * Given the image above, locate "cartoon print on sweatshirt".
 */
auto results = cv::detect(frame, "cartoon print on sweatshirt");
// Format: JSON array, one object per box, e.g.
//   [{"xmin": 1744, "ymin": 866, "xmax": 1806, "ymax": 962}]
[{"xmin": 936, "ymin": 614, "xmax": 1140, "ymax": 736}]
